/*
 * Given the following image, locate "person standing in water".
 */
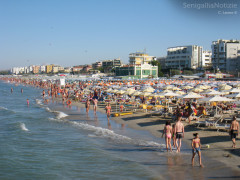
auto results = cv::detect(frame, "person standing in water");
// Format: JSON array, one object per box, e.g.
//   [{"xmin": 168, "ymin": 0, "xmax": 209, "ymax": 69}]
[
  {"xmin": 26, "ymin": 99, "xmax": 29, "ymax": 106},
  {"xmin": 230, "ymin": 116, "xmax": 239, "ymax": 148},
  {"xmin": 175, "ymin": 116, "xmax": 184, "ymax": 153},
  {"xmin": 92, "ymin": 98, "xmax": 98, "ymax": 114},
  {"xmin": 162, "ymin": 120, "xmax": 172, "ymax": 152},
  {"xmin": 191, "ymin": 133, "xmax": 203, "ymax": 167},
  {"xmin": 42, "ymin": 90, "xmax": 45, "ymax": 98},
  {"xmin": 21, "ymin": 88, "xmax": 23, "ymax": 93},
  {"xmin": 11, "ymin": 88, "xmax": 13, "ymax": 93},
  {"xmin": 105, "ymin": 103, "xmax": 111, "ymax": 120},
  {"xmin": 85, "ymin": 98, "xmax": 90, "ymax": 114}
]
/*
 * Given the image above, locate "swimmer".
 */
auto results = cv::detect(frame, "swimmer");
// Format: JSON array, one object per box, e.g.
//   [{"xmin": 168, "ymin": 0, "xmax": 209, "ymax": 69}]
[
  {"xmin": 191, "ymin": 133, "xmax": 203, "ymax": 167},
  {"xmin": 162, "ymin": 120, "xmax": 172, "ymax": 152},
  {"xmin": 92, "ymin": 98, "xmax": 98, "ymax": 114},
  {"xmin": 27, "ymin": 99, "xmax": 29, "ymax": 106},
  {"xmin": 21, "ymin": 88, "xmax": 23, "ymax": 93},
  {"xmin": 105, "ymin": 103, "xmax": 111, "ymax": 120},
  {"xmin": 11, "ymin": 88, "xmax": 13, "ymax": 93},
  {"xmin": 85, "ymin": 98, "xmax": 90, "ymax": 114}
]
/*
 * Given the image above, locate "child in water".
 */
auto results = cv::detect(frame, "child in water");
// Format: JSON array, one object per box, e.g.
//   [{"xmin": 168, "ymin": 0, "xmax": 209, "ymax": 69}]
[{"xmin": 191, "ymin": 133, "xmax": 203, "ymax": 167}]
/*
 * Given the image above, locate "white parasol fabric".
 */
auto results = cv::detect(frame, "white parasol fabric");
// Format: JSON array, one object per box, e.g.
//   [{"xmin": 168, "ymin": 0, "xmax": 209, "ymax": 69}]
[
  {"xmin": 200, "ymin": 96, "xmax": 235, "ymax": 102},
  {"xmin": 182, "ymin": 92, "xmax": 204, "ymax": 99}
]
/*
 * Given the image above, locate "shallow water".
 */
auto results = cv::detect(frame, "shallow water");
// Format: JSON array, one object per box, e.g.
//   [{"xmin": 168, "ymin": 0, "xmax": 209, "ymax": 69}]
[{"xmin": 1, "ymin": 80, "xmax": 240, "ymax": 180}]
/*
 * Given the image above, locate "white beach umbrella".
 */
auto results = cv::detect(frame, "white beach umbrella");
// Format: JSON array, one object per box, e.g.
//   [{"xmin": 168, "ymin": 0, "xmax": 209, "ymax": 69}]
[
  {"xmin": 226, "ymin": 93, "xmax": 240, "ymax": 98},
  {"xmin": 218, "ymin": 84, "xmax": 232, "ymax": 90},
  {"xmin": 175, "ymin": 91, "xmax": 186, "ymax": 95},
  {"xmin": 172, "ymin": 87, "xmax": 181, "ymax": 91},
  {"xmin": 196, "ymin": 85, "xmax": 208, "ymax": 90},
  {"xmin": 116, "ymin": 90, "xmax": 126, "ymax": 95},
  {"xmin": 200, "ymin": 96, "xmax": 235, "ymax": 102},
  {"xmin": 182, "ymin": 85, "xmax": 193, "ymax": 90},
  {"xmin": 191, "ymin": 88, "xmax": 204, "ymax": 93},
  {"xmin": 229, "ymin": 88, "xmax": 240, "ymax": 93},
  {"xmin": 182, "ymin": 92, "xmax": 204, "ymax": 99},
  {"xmin": 105, "ymin": 88, "xmax": 113, "ymax": 93},
  {"xmin": 202, "ymin": 90, "xmax": 224, "ymax": 96},
  {"xmin": 140, "ymin": 92, "xmax": 152, "ymax": 96},
  {"xmin": 132, "ymin": 91, "xmax": 141, "ymax": 96},
  {"xmin": 162, "ymin": 92, "xmax": 180, "ymax": 97},
  {"xmin": 162, "ymin": 90, "xmax": 173, "ymax": 93},
  {"xmin": 163, "ymin": 85, "xmax": 174, "ymax": 90},
  {"xmin": 143, "ymin": 87, "xmax": 155, "ymax": 93}
]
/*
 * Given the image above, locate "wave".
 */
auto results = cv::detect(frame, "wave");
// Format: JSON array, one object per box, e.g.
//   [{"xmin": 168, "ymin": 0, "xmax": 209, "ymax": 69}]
[
  {"xmin": 0, "ymin": 106, "xmax": 8, "ymax": 111},
  {"xmin": 36, "ymin": 99, "xmax": 44, "ymax": 106},
  {"xmin": 56, "ymin": 111, "xmax": 68, "ymax": 119},
  {"xmin": 20, "ymin": 123, "xmax": 29, "ymax": 132},
  {"xmin": 71, "ymin": 121, "xmax": 164, "ymax": 148}
]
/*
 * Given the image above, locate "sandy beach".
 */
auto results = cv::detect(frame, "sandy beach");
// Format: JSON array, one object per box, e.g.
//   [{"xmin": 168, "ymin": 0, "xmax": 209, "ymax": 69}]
[{"xmin": 69, "ymin": 99, "xmax": 240, "ymax": 173}]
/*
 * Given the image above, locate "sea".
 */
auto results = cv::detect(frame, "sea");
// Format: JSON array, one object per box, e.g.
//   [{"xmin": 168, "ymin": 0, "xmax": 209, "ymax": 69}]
[{"xmin": 1, "ymin": 80, "xmax": 240, "ymax": 180}]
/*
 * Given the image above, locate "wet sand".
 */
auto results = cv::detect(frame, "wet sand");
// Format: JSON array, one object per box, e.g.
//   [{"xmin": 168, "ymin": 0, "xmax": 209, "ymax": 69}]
[{"xmin": 51, "ymin": 99, "xmax": 240, "ymax": 178}]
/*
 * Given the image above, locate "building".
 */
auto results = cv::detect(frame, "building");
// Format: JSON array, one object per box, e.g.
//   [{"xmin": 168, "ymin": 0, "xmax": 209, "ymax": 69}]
[
  {"xmin": 52, "ymin": 66, "xmax": 59, "ymax": 73},
  {"xmin": 211, "ymin": 39, "xmax": 240, "ymax": 72},
  {"xmin": 11, "ymin": 67, "xmax": 25, "ymax": 74},
  {"xmin": 102, "ymin": 58, "xmax": 122, "ymax": 73},
  {"xmin": 40, "ymin": 65, "xmax": 46, "ymax": 73},
  {"xmin": 129, "ymin": 52, "xmax": 156, "ymax": 65},
  {"xmin": 72, "ymin": 65, "xmax": 84, "ymax": 73},
  {"xmin": 81, "ymin": 65, "xmax": 92, "ymax": 73},
  {"xmin": 92, "ymin": 61, "xmax": 102, "ymax": 69},
  {"xmin": 165, "ymin": 45, "xmax": 203, "ymax": 69},
  {"xmin": 46, "ymin": 64, "xmax": 54, "ymax": 73},
  {"xmin": 32, "ymin": 65, "xmax": 40, "ymax": 74},
  {"xmin": 115, "ymin": 63, "xmax": 158, "ymax": 79},
  {"xmin": 202, "ymin": 50, "xmax": 212, "ymax": 68},
  {"xmin": 157, "ymin": 57, "xmax": 166, "ymax": 69}
]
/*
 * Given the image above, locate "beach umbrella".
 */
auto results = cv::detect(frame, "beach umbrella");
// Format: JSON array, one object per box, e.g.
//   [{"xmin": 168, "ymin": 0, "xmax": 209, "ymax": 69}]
[
  {"xmin": 116, "ymin": 90, "xmax": 126, "ymax": 95},
  {"xmin": 182, "ymin": 92, "xmax": 204, "ymax": 99},
  {"xmin": 162, "ymin": 90, "xmax": 173, "ymax": 93},
  {"xmin": 163, "ymin": 85, "xmax": 174, "ymax": 90},
  {"xmin": 162, "ymin": 92, "xmax": 180, "ymax": 97},
  {"xmin": 200, "ymin": 96, "xmax": 235, "ymax": 102},
  {"xmin": 226, "ymin": 93, "xmax": 240, "ymax": 98},
  {"xmin": 140, "ymin": 92, "xmax": 152, "ymax": 96},
  {"xmin": 105, "ymin": 88, "xmax": 113, "ymax": 93},
  {"xmin": 182, "ymin": 85, "xmax": 193, "ymax": 89},
  {"xmin": 175, "ymin": 91, "xmax": 186, "ymax": 95},
  {"xmin": 218, "ymin": 84, "xmax": 232, "ymax": 90},
  {"xmin": 143, "ymin": 87, "xmax": 155, "ymax": 93},
  {"xmin": 191, "ymin": 88, "xmax": 204, "ymax": 93},
  {"xmin": 229, "ymin": 88, "xmax": 240, "ymax": 93},
  {"xmin": 111, "ymin": 89, "xmax": 119, "ymax": 93},
  {"xmin": 202, "ymin": 90, "xmax": 224, "ymax": 96},
  {"xmin": 132, "ymin": 91, "xmax": 142, "ymax": 96},
  {"xmin": 149, "ymin": 93, "xmax": 165, "ymax": 98},
  {"xmin": 124, "ymin": 88, "xmax": 135, "ymax": 95},
  {"xmin": 196, "ymin": 85, "xmax": 208, "ymax": 90},
  {"xmin": 172, "ymin": 87, "xmax": 181, "ymax": 91}
]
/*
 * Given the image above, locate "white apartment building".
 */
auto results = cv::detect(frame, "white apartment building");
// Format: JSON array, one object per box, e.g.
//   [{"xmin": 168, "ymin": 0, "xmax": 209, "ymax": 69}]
[
  {"xmin": 11, "ymin": 67, "xmax": 25, "ymax": 74},
  {"xmin": 211, "ymin": 39, "xmax": 240, "ymax": 72},
  {"xmin": 129, "ymin": 52, "xmax": 156, "ymax": 65},
  {"xmin": 40, "ymin": 65, "xmax": 46, "ymax": 73},
  {"xmin": 165, "ymin": 45, "xmax": 202, "ymax": 69},
  {"xmin": 202, "ymin": 50, "xmax": 212, "ymax": 67}
]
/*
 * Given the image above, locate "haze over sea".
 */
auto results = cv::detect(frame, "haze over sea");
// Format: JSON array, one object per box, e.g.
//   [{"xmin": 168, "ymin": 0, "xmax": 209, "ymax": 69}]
[{"xmin": 1, "ymin": 80, "xmax": 240, "ymax": 179}]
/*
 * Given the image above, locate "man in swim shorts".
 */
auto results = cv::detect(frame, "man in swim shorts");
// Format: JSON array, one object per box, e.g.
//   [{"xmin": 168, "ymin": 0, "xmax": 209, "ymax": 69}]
[
  {"xmin": 230, "ymin": 116, "xmax": 239, "ymax": 148},
  {"xmin": 175, "ymin": 116, "xmax": 184, "ymax": 152}
]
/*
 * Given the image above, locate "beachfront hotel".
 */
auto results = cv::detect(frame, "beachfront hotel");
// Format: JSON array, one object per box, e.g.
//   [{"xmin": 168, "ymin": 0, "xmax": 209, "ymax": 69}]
[
  {"xmin": 129, "ymin": 52, "xmax": 156, "ymax": 65},
  {"xmin": 165, "ymin": 45, "xmax": 203, "ymax": 69},
  {"xmin": 211, "ymin": 39, "xmax": 240, "ymax": 73},
  {"xmin": 115, "ymin": 52, "xmax": 158, "ymax": 79},
  {"xmin": 202, "ymin": 50, "xmax": 212, "ymax": 68}
]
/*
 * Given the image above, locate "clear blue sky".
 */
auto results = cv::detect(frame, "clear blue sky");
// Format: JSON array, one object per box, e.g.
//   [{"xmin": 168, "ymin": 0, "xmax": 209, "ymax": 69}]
[{"xmin": 0, "ymin": 0, "xmax": 239, "ymax": 70}]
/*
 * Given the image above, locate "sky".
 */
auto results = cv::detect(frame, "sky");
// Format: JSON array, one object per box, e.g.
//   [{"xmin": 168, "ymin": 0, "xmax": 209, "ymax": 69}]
[{"xmin": 0, "ymin": 0, "xmax": 240, "ymax": 70}]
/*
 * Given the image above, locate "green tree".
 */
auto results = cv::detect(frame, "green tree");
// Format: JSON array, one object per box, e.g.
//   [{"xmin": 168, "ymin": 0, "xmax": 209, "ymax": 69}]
[{"xmin": 150, "ymin": 60, "xmax": 164, "ymax": 77}]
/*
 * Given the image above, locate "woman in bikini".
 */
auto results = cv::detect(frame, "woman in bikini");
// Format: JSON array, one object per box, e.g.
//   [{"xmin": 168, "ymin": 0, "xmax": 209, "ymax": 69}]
[
  {"xmin": 191, "ymin": 133, "xmax": 203, "ymax": 167},
  {"xmin": 162, "ymin": 120, "xmax": 172, "ymax": 152}
]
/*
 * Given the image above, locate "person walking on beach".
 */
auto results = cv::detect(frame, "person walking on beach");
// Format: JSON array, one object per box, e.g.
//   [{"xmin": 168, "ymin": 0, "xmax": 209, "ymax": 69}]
[
  {"xmin": 162, "ymin": 120, "xmax": 172, "ymax": 152},
  {"xmin": 175, "ymin": 116, "xmax": 184, "ymax": 152},
  {"xmin": 105, "ymin": 103, "xmax": 111, "ymax": 120},
  {"xmin": 230, "ymin": 116, "xmax": 239, "ymax": 148},
  {"xmin": 191, "ymin": 133, "xmax": 203, "ymax": 167}
]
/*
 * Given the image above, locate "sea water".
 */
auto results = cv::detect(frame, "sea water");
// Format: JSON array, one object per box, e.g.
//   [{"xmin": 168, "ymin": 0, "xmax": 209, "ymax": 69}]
[{"xmin": 1, "ymin": 80, "xmax": 240, "ymax": 180}]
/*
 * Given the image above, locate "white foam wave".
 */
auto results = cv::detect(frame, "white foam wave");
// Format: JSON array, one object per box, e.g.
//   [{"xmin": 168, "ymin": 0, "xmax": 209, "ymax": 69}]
[
  {"xmin": 0, "ymin": 106, "xmax": 8, "ymax": 111},
  {"xmin": 56, "ymin": 111, "xmax": 68, "ymax": 119},
  {"xmin": 36, "ymin": 99, "xmax": 43, "ymax": 106},
  {"xmin": 45, "ymin": 107, "xmax": 54, "ymax": 112},
  {"xmin": 20, "ymin": 123, "xmax": 29, "ymax": 132},
  {"xmin": 71, "ymin": 121, "xmax": 164, "ymax": 148}
]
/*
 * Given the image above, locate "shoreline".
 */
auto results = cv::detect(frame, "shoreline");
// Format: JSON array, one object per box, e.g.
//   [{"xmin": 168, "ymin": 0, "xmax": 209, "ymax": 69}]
[{"xmin": 69, "ymin": 99, "xmax": 240, "ymax": 172}]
